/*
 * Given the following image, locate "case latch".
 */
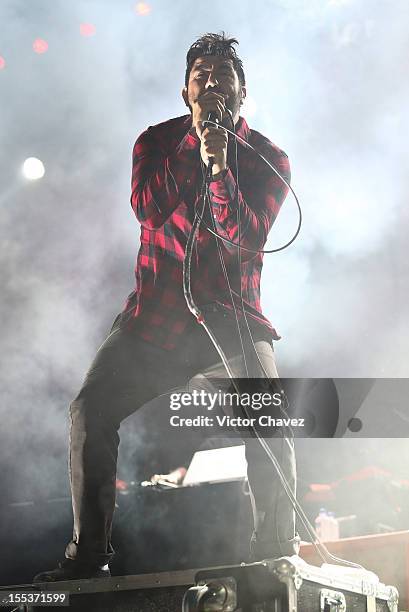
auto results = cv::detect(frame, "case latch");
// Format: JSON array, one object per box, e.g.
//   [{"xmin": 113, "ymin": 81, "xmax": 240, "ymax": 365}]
[{"xmin": 320, "ymin": 588, "xmax": 347, "ymax": 612}]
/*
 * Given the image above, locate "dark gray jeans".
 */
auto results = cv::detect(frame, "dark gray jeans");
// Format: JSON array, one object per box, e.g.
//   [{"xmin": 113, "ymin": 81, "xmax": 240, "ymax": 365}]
[{"xmin": 65, "ymin": 312, "xmax": 300, "ymax": 565}]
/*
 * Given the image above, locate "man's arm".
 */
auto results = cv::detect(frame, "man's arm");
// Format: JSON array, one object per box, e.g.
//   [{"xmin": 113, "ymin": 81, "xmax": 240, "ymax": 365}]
[
  {"xmin": 207, "ymin": 143, "xmax": 291, "ymax": 262},
  {"xmin": 131, "ymin": 125, "xmax": 199, "ymax": 229}
]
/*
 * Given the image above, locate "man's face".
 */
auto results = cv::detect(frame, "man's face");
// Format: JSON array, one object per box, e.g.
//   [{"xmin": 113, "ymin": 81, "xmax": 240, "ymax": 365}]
[{"xmin": 183, "ymin": 55, "xmax": 246, "ymax": 124}]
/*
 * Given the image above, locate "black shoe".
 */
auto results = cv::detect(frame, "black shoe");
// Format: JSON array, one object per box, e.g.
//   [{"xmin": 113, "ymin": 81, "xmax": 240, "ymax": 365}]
[{"xmin": 33, "ymin": 558, "xmax": 111, "ymax": 583}]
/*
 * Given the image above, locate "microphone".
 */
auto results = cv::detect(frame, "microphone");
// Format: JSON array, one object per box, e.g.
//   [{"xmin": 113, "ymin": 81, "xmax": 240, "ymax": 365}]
[{"xmin": 202, "ymin": 111, "xmax": 219, "ymax": 130}]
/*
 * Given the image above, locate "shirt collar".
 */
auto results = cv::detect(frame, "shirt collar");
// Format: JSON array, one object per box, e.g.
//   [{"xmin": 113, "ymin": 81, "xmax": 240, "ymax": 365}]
[{"xmin": 235, "ymin": 115, "xmax": 250, "ymax": 141}]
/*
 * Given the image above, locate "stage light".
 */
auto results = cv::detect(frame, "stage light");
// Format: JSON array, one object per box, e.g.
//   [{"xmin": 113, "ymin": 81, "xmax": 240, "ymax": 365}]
[
  {"xmin": 134, "ymin": 2, "xmax": 151, "ymax": 16},
  {"xmin": 80, "ymin": 23, "xmax": 96, "ymax": 37},
  {"xmin": 33, "ymin": 39, "xmax": 48, "ymax": 54},
  {"xmin": 22, "ymin": 158, "xmax": 45, "ymax": 180},
  {"xmin": 0, "ymin": 56, "xmax": 5, "ymax": 70}
]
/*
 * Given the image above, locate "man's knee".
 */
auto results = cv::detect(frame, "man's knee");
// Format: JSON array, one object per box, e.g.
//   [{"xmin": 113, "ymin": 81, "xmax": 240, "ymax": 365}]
[{"xmin": 69, "ymin": 387, "xmax": 113, "ymax": 426}]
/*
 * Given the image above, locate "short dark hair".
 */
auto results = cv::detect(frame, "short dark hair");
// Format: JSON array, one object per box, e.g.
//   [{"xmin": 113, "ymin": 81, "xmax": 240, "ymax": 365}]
[{"xmin": 185, "ymin": 32, "xmax": 246, "ymax": 87}]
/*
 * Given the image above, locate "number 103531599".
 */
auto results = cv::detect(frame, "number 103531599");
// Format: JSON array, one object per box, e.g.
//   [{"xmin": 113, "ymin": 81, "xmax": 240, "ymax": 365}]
[{"xmin": 0, "ymin": 591, "xmax": 69, "ymax": 607}]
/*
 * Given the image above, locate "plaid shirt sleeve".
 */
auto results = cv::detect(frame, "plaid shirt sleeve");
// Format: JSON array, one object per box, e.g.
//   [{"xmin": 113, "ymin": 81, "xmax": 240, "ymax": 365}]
[
  {"xmin": 207, "ymin": 141, "xmax": 291, "ymax": 262},
  {"xmin": 131, "ymin": 126, "xmax": 200, "ymax": 229}
]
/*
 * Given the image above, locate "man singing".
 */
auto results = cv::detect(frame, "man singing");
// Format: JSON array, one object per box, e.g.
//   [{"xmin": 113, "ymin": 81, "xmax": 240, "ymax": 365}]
[{"xmin": 35, "ymin": 32, "xmax": 299, "ymax": 582}]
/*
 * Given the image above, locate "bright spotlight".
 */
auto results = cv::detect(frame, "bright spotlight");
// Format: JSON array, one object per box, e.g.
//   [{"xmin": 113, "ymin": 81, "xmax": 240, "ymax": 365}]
[
  {"xmin": 33, "ymin": 39, "xmax": 49, "ymax": 54},
  {"xmin": 23, "ymin": 158, "xmax": 45, "ymax": 180},
  {"xmin": 80, "ymin": 23, "xmax": 96, "ymax": 37},
  {"xmin": 134, "ymin": 2, "xmax": 151, "ymax": 16}
]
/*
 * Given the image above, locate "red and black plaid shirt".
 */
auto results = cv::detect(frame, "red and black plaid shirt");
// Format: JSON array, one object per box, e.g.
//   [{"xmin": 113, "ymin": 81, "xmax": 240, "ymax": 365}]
[{"xmin": 121, "ymin": 114, "xmax": 290, "ymax": 350}]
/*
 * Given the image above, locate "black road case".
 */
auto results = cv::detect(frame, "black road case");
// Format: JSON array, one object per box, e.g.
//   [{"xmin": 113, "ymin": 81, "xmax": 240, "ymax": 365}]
[
  {"xmin": 1, "ymin": 557, "xmax": 399, "ymax": 611},
  {"xmin": 192, "ymin": 556, "xmax": 399, "ymax": 612}
]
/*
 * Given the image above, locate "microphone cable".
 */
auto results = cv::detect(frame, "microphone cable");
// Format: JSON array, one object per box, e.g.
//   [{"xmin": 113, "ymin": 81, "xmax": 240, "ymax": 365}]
[
  {"xmin": 183, "ymin": 116, "xmax": 364, "ymax": 569},
  {"xmin": 198, "ymin": 117, "xmax": 302, "ymax": 255}
]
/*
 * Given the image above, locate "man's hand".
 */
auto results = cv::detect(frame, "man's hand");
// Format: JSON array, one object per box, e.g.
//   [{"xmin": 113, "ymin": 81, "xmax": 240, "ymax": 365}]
[
  {"xmin": 200, "ymin": 125, "xmax": 228, "ymax": 175},
  {"xmin": 191, "ymin": 91, "xmax": 229, "ymax": 175}
]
